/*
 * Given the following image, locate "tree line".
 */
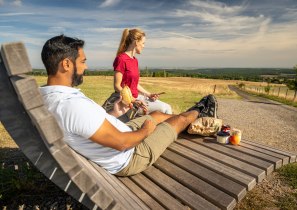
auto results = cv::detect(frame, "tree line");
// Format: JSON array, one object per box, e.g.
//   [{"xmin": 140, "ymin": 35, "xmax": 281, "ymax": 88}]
[{"xmin": 30, "ymin": 67, "xmax": 295, "ymax": 83}]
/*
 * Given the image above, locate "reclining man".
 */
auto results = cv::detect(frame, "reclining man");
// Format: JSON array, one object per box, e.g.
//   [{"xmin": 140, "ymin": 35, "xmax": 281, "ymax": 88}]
[{"xmin": 40, "ymin": 35, "xmax": 217, "ymax": 176}]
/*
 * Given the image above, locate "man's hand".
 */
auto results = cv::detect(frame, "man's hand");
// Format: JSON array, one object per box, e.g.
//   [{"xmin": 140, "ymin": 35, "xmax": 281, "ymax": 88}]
[
  {"xmin": 140, "ymin": 119, "xmax": 156, "ymax": 137},
  {"xmin": 133, "ymin": 100, "xmax": 148, "ymax": 114}
]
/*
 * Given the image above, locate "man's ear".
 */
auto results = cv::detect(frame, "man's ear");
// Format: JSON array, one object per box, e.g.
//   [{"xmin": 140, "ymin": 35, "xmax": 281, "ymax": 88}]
[{"xmin": 61, "ymin": 58, "xmax": 72, "ymax": 71}]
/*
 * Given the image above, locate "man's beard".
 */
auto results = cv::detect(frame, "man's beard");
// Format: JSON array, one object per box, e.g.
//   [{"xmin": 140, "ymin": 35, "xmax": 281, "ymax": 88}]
[{"xmin": 71, "ymin": 65, "xmax": 83, "ymax": 87}]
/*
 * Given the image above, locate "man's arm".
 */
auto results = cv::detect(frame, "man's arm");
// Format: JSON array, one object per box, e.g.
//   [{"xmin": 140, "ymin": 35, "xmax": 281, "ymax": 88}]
[{"xmin": 89, "ymin": 119, "xmax": 156, "ymax": 151}]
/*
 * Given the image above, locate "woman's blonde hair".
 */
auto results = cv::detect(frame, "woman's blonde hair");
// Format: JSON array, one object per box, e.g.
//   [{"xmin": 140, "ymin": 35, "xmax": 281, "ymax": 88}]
[{"xmin": 116, "ymin": 28, "xmax": 146, "ymax": 56}]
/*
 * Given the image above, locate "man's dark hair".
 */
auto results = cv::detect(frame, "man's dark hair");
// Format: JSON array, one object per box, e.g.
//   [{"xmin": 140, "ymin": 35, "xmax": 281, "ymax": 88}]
[{"xmin": 41, "ymin": 35, "xmax": 85, "ymax": 75}]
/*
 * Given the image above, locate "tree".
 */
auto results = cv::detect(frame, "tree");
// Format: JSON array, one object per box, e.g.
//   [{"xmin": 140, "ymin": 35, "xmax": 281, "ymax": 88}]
[{"xmin": 286, "ymin": 65, "xmax": 297, "ymax": 101}]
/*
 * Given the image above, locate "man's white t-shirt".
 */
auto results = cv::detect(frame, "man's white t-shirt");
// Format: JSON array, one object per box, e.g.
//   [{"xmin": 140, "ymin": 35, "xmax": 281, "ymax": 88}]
[{"xmin": 40, "ymin": 85, "xmax": 134, "ymax": 174}]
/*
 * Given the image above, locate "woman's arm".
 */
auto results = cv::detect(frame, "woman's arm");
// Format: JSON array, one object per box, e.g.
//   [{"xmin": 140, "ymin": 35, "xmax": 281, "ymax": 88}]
[
  {"xmin": 114, "ymin": 71, "xmax": 123, "ymax": 92},
  {"xmin": 138, "ymin": 84, "xmax": 162, "ymax": 102},
  {"xmin": 137, "ymin": 84, "xmax": 151, "ymax": 97}
]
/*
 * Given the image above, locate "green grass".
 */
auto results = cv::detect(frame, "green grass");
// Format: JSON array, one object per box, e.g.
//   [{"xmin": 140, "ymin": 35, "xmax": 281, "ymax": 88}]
[
  {"xmin": 275, "ymin": 163, "xmax": 297, "ymax": 210},
  {"xmin": 35, "ymin": 75, "xmax": 238, "ymax": 113},
  {"xmin": 244, "ymin": 86, "xmax": 297, "ymax": 108},
  {"xmin": 277, "ymin": 163, "xmax": 297, "ymax": 189},
  {"xmin": 276, "ymin": 193, "xmax": 297, "ymax": 210},
  {"xmin": 257, "ymin": 93, "xmax": 297, "ymax": 108}
]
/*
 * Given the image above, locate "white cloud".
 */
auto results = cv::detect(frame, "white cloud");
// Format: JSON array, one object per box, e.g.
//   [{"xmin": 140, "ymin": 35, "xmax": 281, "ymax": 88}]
[
  {"xmin": 0, "ymin": 12, "xmax": 34, "ymax": 16},
  {"xmin": 188, "ymin": 0, "xmax": 246, "ymax": 15},
  {"xmin": 90, "ymin": 27, "xmax": 122, "ymax": 33},
  {"xmin": 163, "ymin": 32, "xmax": 195, "ymax": 39},
  {"xmin": 99, "ymin": 0, "xmax": 121, "ymax": 8},
  {"xmin": 12, "ymin": 0, "xmax": 22, "ymax": 7},
  {"xmin": 0, "ymin": 0, "xmax": 4, "ymax": 6},
  {"xmin": 181, "ymin": 23, "xmax": 195, "ymax": 27}
]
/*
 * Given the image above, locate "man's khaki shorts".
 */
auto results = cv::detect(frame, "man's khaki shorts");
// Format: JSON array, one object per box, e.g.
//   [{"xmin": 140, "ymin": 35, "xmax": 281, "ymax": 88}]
[{"xmin": 115, "ymin": 115, "xmax": 177, "ymax": 176}]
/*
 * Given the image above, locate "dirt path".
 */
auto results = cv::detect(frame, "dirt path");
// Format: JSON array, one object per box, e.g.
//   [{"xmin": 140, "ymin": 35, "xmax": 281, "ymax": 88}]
[
  {"xmin": 218, "ymin": 87, "xmax": 297, "ymax": 153},
  {"xmin": 219, "ymin": 87, "xmax": 297, "ymax": 209}
]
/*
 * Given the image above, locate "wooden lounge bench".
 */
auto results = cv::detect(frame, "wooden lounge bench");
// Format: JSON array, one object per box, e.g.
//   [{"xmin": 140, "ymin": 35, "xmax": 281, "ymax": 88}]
[{"xmin": 0, "ymin": 42, "xmax": 296, "ymax": 210}]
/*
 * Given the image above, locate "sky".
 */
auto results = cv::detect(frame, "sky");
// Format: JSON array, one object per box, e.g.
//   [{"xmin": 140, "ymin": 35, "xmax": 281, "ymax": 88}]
[{"xmin": 0, "ymin": 0, "xmax": 297, "ymax": 69}]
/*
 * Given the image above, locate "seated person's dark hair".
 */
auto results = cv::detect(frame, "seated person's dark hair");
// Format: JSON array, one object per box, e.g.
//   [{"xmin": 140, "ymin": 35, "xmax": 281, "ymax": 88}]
[{"xmin": 41, "ymin": 34, "xmax": 84, "ymax": 75}]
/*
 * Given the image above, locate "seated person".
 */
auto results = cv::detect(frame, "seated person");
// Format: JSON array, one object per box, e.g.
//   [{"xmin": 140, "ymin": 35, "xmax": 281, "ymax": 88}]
[
  {"xmin": 40, "ymin": 35, "xmax": 217, "ymax": 176},
  {"xmin": 113, "ymin": 28, "xmax": 172, "ymax": 114}
]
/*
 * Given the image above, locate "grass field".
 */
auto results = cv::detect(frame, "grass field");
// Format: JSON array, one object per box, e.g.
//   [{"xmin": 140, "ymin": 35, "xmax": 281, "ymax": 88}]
[{"xmin": 36, "ymin": 75, "xmax": 241, "ymax": 113}]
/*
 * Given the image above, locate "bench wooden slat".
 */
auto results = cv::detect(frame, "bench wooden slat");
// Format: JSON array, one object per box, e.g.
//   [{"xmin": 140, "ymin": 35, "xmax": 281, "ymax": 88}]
[
  {"xmin": 239, "ymin": 142, "xmax": 290, "ymax": 165},
  {"xmin": 144, "ymin": 166, "xmax": 227, "ymax": 210},
  {"xmin": 29, "ymin": 106, "xmax": 64, "ymax": 145},
  {"xmin": 10, "ymin": 75, "xmax": 44, "ymax": 110},
  {"xmin": 169, "ymin": 143, "xmax": 256, "ymax": 191},
  {"xmin": 160, "ymin": 150, "xmax": 247, "ymax": 201},
  {"xmin": 183, "ymin": 137, "xmax": 274, "ymax": 175},
  {"xmin": 92, "ymin": 163, "xmax": 149, "ymax": 210},
  {"xmin": 72, "ymin": 169, "xmax": 97, "ymax": 194},
  {"xmin": 87, "ymin": 158, "xmax": 149, "ymax": 210},
  {"xmin": 176, "ymin": 139, "xmax": 266, "ymax": 182},
  {"xmin": 0, "ymin": 42, "xmax": 32, "ymax": 75},
  {"xmin": 242, "ymin": 140, "xmax": 297, "ymax": 163},
  {"xmin": 131, "ymin": 173, "xmax": 188, "ymax": 210},
  {"xmin": 223, "ymin": 143, "xmax": 283, "ymax": 169},
  {"xmin": 50, "ymin": 145, "xmax": 80, "ymax": 173},
  {"xmin": 119, "ymin": 177, "xmax": 166, "ymax": 210}
]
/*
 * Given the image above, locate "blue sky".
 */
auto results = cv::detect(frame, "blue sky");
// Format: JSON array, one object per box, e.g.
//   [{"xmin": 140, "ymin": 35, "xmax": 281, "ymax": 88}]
[{"xmin": 0, "ymin": 0, "xmax": 297, "ymax": 69}]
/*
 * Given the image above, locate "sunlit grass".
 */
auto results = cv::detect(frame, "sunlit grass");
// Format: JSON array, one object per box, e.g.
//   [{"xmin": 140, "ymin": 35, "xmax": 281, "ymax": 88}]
[{"xmin": 35, "ymin": 76, "xmax": 240, "ymax": 113}]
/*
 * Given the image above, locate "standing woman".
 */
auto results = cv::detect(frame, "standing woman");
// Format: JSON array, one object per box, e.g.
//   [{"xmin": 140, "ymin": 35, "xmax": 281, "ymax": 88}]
[{"xmin": 113, "ymin": 28, "xmax": 172, "ymax": 114}]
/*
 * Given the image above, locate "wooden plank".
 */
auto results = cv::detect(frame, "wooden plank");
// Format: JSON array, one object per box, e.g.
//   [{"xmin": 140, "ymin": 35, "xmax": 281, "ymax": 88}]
[
  {"xmin": 242, "ymin": 140, "xmax": 297, "ymax": 163},
  {"xmin": 176, "ymin": 139, "xmax": 266, "ymax": 182},
  {"xmin": 131, "ymin": 173, "xmax": 188, "ymax": 210},
  {"xmin": 28, "ymin": 106, "xmax": 64, "ymax": 144},
  {"xmin": 72, "ymin": 151, "xmax": 147, "ymax": 210},
  {"xmin": 175, "ymin": 139, "xmax": 266, "ymax": 182},
  {"xmin": 0, "ymin": 42, "xmax": 32, "ymax": 75},
  {"xmin": 223, "ymin": 143, "xmax": 283, "ymax": 169},
  {"xmin": 119, "ymin": 177, "xmax": 165, "ymax": 210},
  {"xmin": 65, "ymin": 161, "xmax": 115, "ymax": 209},
  {"xmin": 65, "ymin": 180, "xmax": 96, "ymax": 209},
  {"xmin": 33, "ymin": 150, "xmax": 61, "ymax": 178},
  {"xmin": 90, "ymin": 188, "xmax": 113, "ymax": 210},
  {"xmin": 159, "ymin": 151, "xmax": 247, "ymax": 201},
  {"xmin": 50, "ymin": 145, "xmax": 79, "ymax": 173},
  {"xmin": 10, "ymin": 75, "xmax": 44, "ymax": 110},
  {"xmin": 169, "ymin": 143, "xmax": 256, "ymax": 191},
  {"xmin": 89, "ymin": 161, "xmax": 149, "ymax": 210},
  {"xmin": 239, "ymin": 141, "xmax": 289, "ymax": 165},
  {"xmin": 184, "ymin": 137, "xmax": 274, "ymax": 175},
  {"xmin": 143, "ymin": 166, "xmax": 227, "ymax": 210},
  {"xmin": 48, "ymin": 166, "xmax": 73, "ymax": 190},
  {"xmin": 72, "ymin": 169, "xmax": 97, "ymax": 193}
]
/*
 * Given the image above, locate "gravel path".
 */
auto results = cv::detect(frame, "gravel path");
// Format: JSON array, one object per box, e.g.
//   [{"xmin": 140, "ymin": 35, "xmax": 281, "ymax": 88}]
[{"xmin": 217, "ymin": 97, "xmax": 297, "ymax": 153}]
